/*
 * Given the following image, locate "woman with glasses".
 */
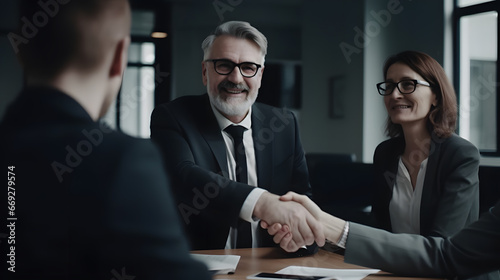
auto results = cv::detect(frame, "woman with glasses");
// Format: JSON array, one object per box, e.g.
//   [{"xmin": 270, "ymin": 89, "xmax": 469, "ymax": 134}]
[
  {"xmin": 372, "ymin": 50, "xmax": 480, "ymax": 239},
  {"xmin": 265, "ymin": 51, "xmax": 494, "ymax": 279}
]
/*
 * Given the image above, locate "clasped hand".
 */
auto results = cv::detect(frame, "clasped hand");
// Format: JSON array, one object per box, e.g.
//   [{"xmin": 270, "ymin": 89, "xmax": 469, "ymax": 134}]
[{"xmin": 256, "ymin": 192, "xmax": 325, "ymax": 252}]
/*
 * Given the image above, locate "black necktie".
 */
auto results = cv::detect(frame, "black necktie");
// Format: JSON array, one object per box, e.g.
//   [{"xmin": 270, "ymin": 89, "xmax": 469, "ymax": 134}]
[
  {"xmin": 224, "ymin": 125, "xmax": 252, "ymax": 248},
  {"xmin": 224, "ymin": 125, "xmax": 248, "ymax": 183}
]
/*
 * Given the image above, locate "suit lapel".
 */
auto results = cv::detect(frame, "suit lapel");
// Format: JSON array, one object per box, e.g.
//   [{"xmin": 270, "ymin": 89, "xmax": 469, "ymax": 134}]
[
  {"xmin": 382, "ymin": 138, "xmax": 405, "ymax": 231},
  {"xmin": 386, "ymin": 138, "xmax": 405, "ymax": 192},
  {"xmin": 419, "ymin": 134, "xmax": 443, "ymax": 232},
  {"xmin": 252, "ymin": 104, "xmax": 273, "ymax": 189},
  {"xmin": 198, "ymin": 95, "xmax": 230, "ymax": 177}
]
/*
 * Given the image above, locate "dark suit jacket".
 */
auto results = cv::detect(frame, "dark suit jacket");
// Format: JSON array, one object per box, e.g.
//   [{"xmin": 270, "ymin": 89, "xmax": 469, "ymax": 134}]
[
  {"xmin": 150, "ymin": 93, "xmax": 311, "ymax": 250},
  {"xmin": 371, "ymin": 134, "xmax": 480, "ymax": 237},
  {"xmin": 0, "ymin": 87, "xmax": 211, "ymax": 280},
  {"xmin": 345, "ymin": 200, "xmax": 500, "ymax": 279}
]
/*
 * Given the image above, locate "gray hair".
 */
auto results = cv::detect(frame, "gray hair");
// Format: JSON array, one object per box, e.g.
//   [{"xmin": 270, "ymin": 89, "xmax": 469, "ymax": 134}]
[{"xmin": 201, "ymin": 21, "xmax": 268, "ymax": 64}]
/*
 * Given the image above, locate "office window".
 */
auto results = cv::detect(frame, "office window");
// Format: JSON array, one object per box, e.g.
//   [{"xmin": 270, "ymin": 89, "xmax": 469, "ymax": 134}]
[
  {"xmin": 102, "ymin": 41, "xmax": 156, "ymax": 138},
  {"xmin": 459, "ymin": 0, "xmax": 494, "ymax": 7},
  {"xmin": 454, "ymin": 1, "xmax": 499, "ymax": 155},
  {"xmin": 100, "ymin": 7, "xmax": 171, "ymax": 139}
]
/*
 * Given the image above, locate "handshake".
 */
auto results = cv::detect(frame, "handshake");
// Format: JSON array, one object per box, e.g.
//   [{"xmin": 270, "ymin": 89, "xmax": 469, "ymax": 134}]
[{"xmin": 254, "ymin": 191, "xmax": 346, "ymax": 253}]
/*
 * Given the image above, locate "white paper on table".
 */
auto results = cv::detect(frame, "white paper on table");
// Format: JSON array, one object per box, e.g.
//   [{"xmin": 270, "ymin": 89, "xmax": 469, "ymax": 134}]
[
  {"xmin": 190, "ymin": 254, "xmax": 241, "ymax": 275},
  {"xmin": 277, "ymin": 265, "xmax": 380, "ymax": 280}
]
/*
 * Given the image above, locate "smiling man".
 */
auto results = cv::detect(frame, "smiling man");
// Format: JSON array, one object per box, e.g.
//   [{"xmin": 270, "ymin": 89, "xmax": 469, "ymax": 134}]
[{"xmin": 150, "ymin": 21, "xmax": 324, "ymax": 252}]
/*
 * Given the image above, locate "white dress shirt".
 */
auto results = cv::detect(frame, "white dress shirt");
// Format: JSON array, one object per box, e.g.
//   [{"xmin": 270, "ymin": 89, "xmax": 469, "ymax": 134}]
[
  {"xmin": 210, "ymin": 104, "xmax": 266, "ymax": 248},
  {"xmin": 389, "ymin": 157, "xmax": 428, "ymax": 234}
]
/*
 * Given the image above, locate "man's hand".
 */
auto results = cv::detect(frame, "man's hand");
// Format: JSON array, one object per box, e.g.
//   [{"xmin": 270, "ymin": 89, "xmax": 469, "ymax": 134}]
[
  {"xmin": 260, "ymin": 191, "xmax": 325, "ymax": 250},
  {"xmin": 279, "ymin": 191, "xmax": 324, "ymax": 219},
  {"xmin": 260, "ymin": 221, "xmax": 294, "ymax": 247},
  {"xmin": 254, "ymin": 192, "xmax": 325, "ymax": 252},
  {"xmin": 263, "ymin": 191, "xmax": 346, "ymax": 250}
]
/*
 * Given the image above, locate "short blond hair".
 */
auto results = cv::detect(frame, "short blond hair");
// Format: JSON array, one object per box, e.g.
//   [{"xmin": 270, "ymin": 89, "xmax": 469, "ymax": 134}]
[{"xmin": 18, "ymin": 0, "xmax": 130, "ymax": 78}]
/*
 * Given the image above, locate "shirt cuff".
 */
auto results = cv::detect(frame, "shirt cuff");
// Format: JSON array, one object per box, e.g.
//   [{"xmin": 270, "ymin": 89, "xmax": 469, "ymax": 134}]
[
  {"xmin": 336, "ymin": 222, "xmax": 349, "ymax": 249},
  {"xmin": 239, "ymin": 188, "xmax": 267, "ymax": 223}
]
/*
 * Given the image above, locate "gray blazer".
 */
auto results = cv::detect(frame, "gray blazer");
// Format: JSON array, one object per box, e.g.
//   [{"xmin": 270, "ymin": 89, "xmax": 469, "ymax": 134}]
[
  {"xmin": 344, "ymin": 200, "xmax": 500, "ymax": 279},
  {"xmin": 372, "ymin": 134, "xmax": 480, "ymax": 237}
]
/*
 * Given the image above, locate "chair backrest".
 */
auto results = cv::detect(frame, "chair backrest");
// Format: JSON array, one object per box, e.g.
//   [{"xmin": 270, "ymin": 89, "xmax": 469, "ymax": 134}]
[
  {"xmin": 478, "ymin": 165, "xmax": 500, "ymax": 214},
  {"xmin": 305, "ymin": 152, "xmax": 356, "ymax": 175},
  {"xmin": 307, "ymin": 159, "xmax": 500, "ymax": 224},
  {"xmin": 308, "ymin": 160, "xmax": 374, "ymax": 225}
]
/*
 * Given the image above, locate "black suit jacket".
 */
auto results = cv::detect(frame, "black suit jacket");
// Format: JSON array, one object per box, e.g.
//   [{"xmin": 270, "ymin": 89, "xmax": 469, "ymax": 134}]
[
  {"xmin": 0, "ymin": 87, "xmax": 211, "ymax": 280},
  {"xmin": 345, "ymin": 200, "xmax": 500, "ymax": 279},
  {"xmin": 150, "ymin": 94, "xmax": 311, "ymax": 250},
  {"xmin": 371, "ymin": 134, "xmax": 480, "ymax": 237}
]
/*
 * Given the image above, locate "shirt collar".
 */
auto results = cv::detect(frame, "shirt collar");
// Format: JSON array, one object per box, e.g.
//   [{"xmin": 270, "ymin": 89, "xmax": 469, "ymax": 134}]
[{"xmin": 210, "ymin": 101, "xmax": 252, "ymax": 131}]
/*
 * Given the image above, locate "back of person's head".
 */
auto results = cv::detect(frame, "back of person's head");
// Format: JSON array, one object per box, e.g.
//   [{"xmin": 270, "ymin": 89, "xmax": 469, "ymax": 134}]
[
  {"xmin": 17, "ymin": 0, "xmax": 131, "ymax": 80},
  {"xmin": 201, "ymin": 21, "xmax": 268, "ymax": 64},
  {"xmin": 383, "ymin": 50, "xmax": 457, "ymax": 138}
]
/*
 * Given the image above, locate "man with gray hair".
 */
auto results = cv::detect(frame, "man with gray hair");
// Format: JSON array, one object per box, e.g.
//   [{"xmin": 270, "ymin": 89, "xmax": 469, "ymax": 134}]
[{"xmin": 151, "ymin": 21, "xmax": 324, "ymax": 252}]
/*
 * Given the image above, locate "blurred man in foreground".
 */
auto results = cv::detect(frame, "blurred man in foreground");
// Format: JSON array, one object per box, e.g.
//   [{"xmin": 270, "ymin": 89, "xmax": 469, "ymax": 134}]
[{"xmin": 0, "ymin": 1, "xmax": 211, "ymax": 279}]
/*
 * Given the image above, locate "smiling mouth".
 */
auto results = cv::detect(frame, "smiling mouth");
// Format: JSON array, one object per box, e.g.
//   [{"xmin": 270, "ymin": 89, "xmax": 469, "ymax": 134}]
[
  {"xmin": 218, "ymin": 81, "xmax": 249, "ymax": 95},
  {"xmin": 393, "ymin": 105, "xmax": 411, "ymax": 109},
  {"xmin": 224, "ymin": 88, "xmax": 246, "ymax": 94}
]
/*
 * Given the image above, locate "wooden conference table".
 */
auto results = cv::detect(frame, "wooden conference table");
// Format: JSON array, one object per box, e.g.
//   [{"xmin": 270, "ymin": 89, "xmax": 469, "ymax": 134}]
[{"xmin": 192, "ymin": 247, "xmax": 442, "ymax": 280}]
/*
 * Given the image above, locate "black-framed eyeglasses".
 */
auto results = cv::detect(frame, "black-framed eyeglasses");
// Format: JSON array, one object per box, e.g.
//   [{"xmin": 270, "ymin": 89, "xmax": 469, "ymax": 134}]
[
  {"xmin": 376, "ymin": 79, "xmax": 431, "ymax": 96},
  {"xmin": 205, "ymin": 59, "xmax": 262, "ymax": 78}
]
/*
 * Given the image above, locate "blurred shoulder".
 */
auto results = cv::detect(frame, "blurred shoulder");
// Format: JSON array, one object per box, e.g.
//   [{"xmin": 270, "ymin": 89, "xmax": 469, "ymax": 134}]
[
  {"xmin": 151, "ymin": 94, "xmax": 209, "ymax": 122},
  {"xmin": 252, "ymin": 102, "xmax": 296, "ymax": 121},
  {"xmin": 91, "ymin": 126, "xmax": 160, "ymax": 159},
  {"xmin": 433, "ymin": 133, "xmax": 479, "ymax": 162},
  {"xmin": 437, "ymin": 133, "xmax": 478, "ymax": 151},
  {"xmin": 157, "ymin": 94, "xmax": 207, "ymax": 110}
]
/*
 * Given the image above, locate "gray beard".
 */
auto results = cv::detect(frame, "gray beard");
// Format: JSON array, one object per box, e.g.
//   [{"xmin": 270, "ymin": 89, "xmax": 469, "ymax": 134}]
[{"xmin": 208, "ymin": 92, "xmax": 257, "ymax": 117}]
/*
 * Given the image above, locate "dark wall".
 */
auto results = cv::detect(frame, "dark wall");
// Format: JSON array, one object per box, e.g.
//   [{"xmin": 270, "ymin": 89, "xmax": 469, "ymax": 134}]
[{"xmin": 0, "ymin": 0, "xmax": 23, "ymax": 120}]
